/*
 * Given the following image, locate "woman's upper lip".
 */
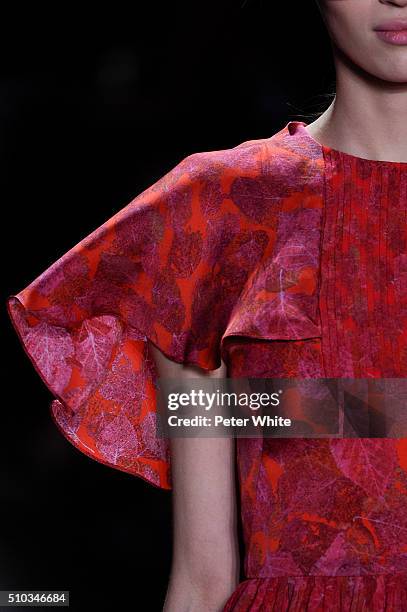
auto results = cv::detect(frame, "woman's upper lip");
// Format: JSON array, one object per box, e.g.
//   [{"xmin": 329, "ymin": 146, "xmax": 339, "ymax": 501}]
[{"xmin": 374, "ymin": 20, "xmax": 407, "ymax": 31}]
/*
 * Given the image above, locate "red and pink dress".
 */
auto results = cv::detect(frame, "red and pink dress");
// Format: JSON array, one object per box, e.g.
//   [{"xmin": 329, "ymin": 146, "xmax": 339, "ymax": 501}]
[{"xmin": 7, "ymin": 121, "xmax": 407, "ymax": 610}]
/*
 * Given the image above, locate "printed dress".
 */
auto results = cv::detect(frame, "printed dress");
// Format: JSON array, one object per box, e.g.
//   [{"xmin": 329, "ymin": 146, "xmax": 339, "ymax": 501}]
[{"xmin": 7, "ymin": 120, "xmax": 407, "ymax": 610}]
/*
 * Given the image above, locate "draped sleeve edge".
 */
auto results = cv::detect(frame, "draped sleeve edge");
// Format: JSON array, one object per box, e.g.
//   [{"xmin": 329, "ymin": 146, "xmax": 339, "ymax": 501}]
[
  {"xmin": 6, "ymin": 129, "xmax": 325, "ymax": 490},
  {"xmin": 5, "ymin": 146, "xmax": 270, "ymax": 490}
]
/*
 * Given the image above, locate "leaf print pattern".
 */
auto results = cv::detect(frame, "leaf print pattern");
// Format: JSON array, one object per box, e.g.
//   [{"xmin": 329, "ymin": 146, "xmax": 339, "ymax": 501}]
[
  {"xmin": 25, "ymin": 319, "xmax": 74, "ymax": 394},
  {"xmin": 7, "ymin": 120, "xmax": 407, "ymax": 610},
  {"xmin": 223, "ymin": 123, "xmax": 407, "ymax": 610},
  {"xmin": 73, "ymin": 318, "xmax": 120, "ymax": 385},
  {"xmin": 329, "ymin": 439, "xmax": 398, "ymax": 499}
]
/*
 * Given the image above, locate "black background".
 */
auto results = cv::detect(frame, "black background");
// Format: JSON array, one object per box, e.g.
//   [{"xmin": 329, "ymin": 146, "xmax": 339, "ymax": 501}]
[{"xmin": 2, "ymin": 2, "xmax": 335, "ymax": 610}]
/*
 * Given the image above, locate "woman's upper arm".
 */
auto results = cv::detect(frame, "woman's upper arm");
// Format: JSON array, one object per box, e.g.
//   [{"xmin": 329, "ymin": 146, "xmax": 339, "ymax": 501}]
[{"xmin": 148, "ymin": 341, "xmax": 239, "ymax": 611}]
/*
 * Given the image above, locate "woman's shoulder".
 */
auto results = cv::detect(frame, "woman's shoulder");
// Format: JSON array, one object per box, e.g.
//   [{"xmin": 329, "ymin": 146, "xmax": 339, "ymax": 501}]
[
  {"xmin": 184, "ymin": 125, "xmax": 289, "ymax": 173},
  {"xmin": 172, "ymin": 134, "xmax": 271, "ymax": 183},
  {"xmin": 173, "ymin": 121, "xmax": 321, "ymax": 191},
  {"xmin": 120, "ymin": 122, "xmax": 324, "ymax": 237}
]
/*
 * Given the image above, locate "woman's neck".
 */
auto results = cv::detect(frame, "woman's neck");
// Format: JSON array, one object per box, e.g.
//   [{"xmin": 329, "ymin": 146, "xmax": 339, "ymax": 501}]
[{"xmin": 307, "ymin": 58, "xmax": 407, "ymax": 163}]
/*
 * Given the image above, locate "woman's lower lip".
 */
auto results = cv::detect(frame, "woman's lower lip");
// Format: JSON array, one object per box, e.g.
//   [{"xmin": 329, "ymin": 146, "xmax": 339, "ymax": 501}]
[{"xmin": 375, "ymin": 29, "xmax": 407, "ymax": 45}]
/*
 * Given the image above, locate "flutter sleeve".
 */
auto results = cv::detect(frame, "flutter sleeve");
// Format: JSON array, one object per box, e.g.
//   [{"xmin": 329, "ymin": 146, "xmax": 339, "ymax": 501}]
[{"xmin": 7, "ymin": 149, "xmax": 266, "ymax": 490}]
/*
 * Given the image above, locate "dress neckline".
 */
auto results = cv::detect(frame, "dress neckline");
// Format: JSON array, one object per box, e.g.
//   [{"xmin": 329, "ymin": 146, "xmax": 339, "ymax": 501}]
[{"xmin": 286, "ymin": 120, "xmax": 407, "ymax": 167}]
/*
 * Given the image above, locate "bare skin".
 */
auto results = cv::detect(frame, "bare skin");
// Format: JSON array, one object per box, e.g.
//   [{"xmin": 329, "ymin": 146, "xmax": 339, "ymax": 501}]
[
  {"xmin": 309, "ymin": 0, "xmax": 407, "ymax": 162},
  {"xmin": 150, "ymin": 1, "xmax": 407, "ymax": 611},
  {"xmin": 149, "ymin": 342, "xmax": 239, "ymax": 612}
]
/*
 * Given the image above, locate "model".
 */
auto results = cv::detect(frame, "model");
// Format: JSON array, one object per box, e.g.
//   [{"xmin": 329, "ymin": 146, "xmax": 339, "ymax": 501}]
[{"xmin": 7, "ymin": 1, "xmax": 407, "ymax": 610}]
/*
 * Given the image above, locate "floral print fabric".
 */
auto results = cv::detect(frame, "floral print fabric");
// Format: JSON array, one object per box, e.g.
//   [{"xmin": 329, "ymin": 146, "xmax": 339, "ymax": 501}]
[{"xmin": 7, "ymin": 121, "xmax": 407, "ymax": 610}]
